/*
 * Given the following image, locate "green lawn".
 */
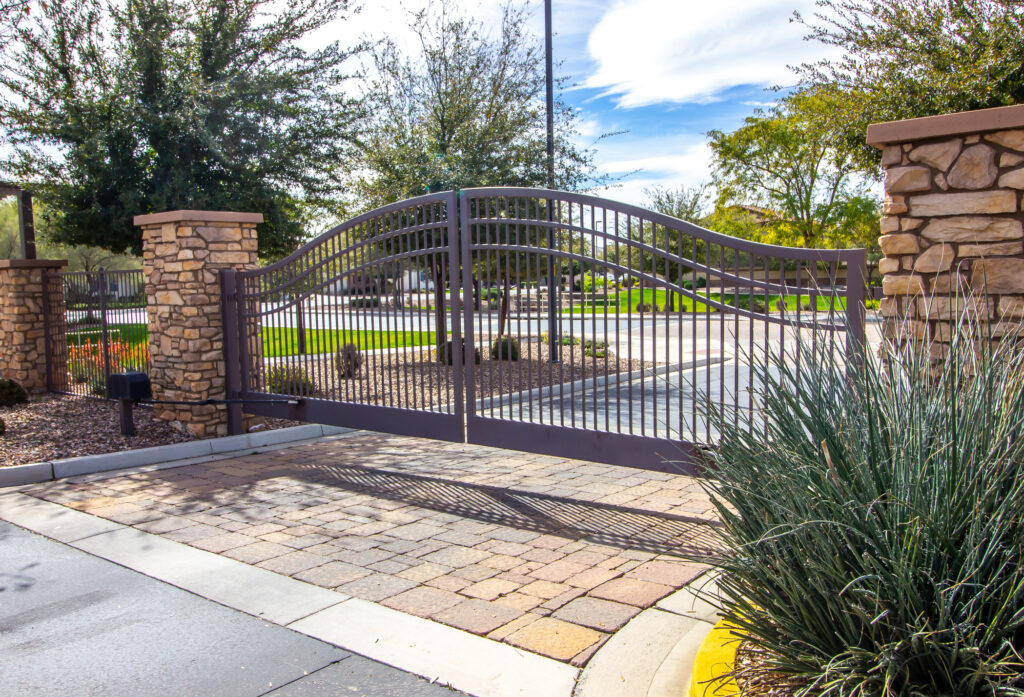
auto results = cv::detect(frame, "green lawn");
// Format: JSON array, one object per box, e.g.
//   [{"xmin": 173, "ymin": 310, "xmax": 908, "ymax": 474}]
[
  {"xmin": 261, "ymin": 327, "xmax": 435, "ymax": 355},
  {"xmin": 68, "ymin": 323, "xmax": 147, "ymax": 346},
  {"xmin": 68, "ymin": 324, "xmax": 435, "ymax": 357},
  {"xmin": 563, "ymin": 289, "xmax": 847, "ymax": 314}
]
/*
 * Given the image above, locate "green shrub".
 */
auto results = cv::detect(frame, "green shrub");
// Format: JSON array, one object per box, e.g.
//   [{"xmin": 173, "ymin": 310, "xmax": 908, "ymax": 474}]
[
  {"xmin": 490, "ymin": 336, "xmax": 520, "ymax": 361},
  {"xmin": 89, "ymin": 377, "xmax": 106, "ymax": 397},
  {"xmin": 696, "ymin": 310, "xmax": 1024, "ymax": 696},
  {"xmin": 265, "ymin": 365, "xmax": 321, "ymax": 396},
  {"xmin": 540, "ymin": 332, "xmax": 580, "ymax": 346},
  {"xmin": 349, "ymin": 296, "xmax": 381, "ymax": 309},
  {"xmin": 334, "ymin": 343, "xmax": 363, "ymax": 379},
  {"xmin": 635, "ymin": 302, "xmax": 653, "ymax": 313},
  {"xmin": 774, "ymin": 298, "xmax": 786, "ymax": 312},
  {"xmin": 436, "ymin": 339, "xmax": 480, "ymax": 365},
  {"xmin": 582, "ymin": 338, "xmax": 607, "ymax": 358},
  {"xmin": 581, "ymin": 272, "xmax": 607, "ymax": 293},
  {"xmin": 750, "ymin": 298, "xmax": 766, "ymax": 313},
  {"xmin": 0, "ymin": 379, "xmax": 29, "ymax": 407}
]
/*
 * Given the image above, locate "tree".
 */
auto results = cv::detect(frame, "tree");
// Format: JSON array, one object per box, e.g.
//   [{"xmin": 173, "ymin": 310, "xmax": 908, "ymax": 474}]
[
  {"xmin": 0, "ymin": 0, "xmax": 365, "ymax": 259},
  {"xmin": 708, "ymin": 97, "xmax": 874, "ymax": 251},
  {"xmin": 0, "ymin": 0, "xmax": 29, "ymax": 48},
  {"xmin": 352, "ymin": 0, "xmax": 606, "ymax": 348},
  {"xmin": 351, "ymin": 0, "xmax": 604, "ymax": 206},
  {"xmin": 643, "ymin": 183, "xmax": 711, "ymax": 225},
  {"xmin": 794, "ymin": 0, "xmax": 1024, "ymax": 168}
]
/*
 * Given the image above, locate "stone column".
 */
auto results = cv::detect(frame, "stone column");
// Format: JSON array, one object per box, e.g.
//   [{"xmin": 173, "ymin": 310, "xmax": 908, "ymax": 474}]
[
  {"xmin": 0, "ymin": 259, "xmax": 67, "ymax": 392},
  {"xmin": 867, "ymin": 104, "xmax": 1024, "ymax": 351},
  {"xmin": 135, "ymin": 210, "xmax": 262, "ymax": 438}
]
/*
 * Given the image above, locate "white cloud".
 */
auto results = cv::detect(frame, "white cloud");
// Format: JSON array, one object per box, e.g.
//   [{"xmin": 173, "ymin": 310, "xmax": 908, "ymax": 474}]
[
  {"xmin": 583, "ymin": 0, "xmax": 839, "ymax": 108},
  {"xmin": 588, "ymin": 134, "xmax": 713, "ymax": 206}
]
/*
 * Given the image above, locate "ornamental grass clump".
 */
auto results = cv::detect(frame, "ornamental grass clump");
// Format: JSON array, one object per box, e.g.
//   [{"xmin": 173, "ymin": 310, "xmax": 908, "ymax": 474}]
[{"xmin": 698, "ymin": 305, "xmax": 1024, "ymax": 696}]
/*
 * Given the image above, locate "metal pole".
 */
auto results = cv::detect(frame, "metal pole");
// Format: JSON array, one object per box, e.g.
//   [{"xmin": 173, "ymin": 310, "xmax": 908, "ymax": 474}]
[
  {"xmin": 98, "ymin": 268, "xmax": 111, "ymax": 398},
  {"xmin": 544, "ymin": 0, "xmax": 560, "ymax": 362},
  {"xmin": 545, "ymin": 0, "xmax": 554, "ymax": 188},
  {"xmin": 18, "ymin": 190, "xmax": 36, "ymax": 260}
]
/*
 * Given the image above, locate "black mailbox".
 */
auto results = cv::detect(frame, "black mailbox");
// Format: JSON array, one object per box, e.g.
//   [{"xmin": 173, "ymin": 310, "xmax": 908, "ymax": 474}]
[{"xmin": 107, "ymin": 372, "xmax": 152, "ymax": 402}]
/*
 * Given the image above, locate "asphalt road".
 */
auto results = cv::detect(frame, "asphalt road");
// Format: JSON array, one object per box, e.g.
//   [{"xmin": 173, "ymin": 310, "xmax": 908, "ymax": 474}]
[{"xmin": 0, "ymin": 521, "xmax": 460, "ymax": 697}]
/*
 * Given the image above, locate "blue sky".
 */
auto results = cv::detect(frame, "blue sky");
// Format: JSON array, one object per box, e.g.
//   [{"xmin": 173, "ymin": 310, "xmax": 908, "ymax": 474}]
[{"xmin": 331, "ymin": 0, "xmax": 840, "ymax": 206}]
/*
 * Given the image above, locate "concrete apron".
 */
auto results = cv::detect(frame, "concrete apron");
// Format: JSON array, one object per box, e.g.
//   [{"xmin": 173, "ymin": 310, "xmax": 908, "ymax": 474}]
[
  {"xmin": 0, "ymin": 488, "xmax": 577, "ymax": 697},
  {"xmin": 1, "ymin": 427, "xmax": 718, "ymax": 697}
]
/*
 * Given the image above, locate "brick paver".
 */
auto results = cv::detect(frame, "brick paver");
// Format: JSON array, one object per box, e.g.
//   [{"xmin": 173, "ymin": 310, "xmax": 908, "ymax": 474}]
[{"xmin": 24, "ymin": 432, "xmax": 717, "ymax": 665}]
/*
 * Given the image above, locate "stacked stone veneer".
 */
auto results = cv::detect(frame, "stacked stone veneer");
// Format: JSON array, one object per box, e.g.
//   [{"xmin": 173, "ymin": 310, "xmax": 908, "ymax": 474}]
[
  {"xmin": 0, "ymin": 259, "xmax": 67, "ymax": 392},
  {"xmin": 135, "ymin": 210, "xmax": 262, "ymax": 438},
  {"xmin": 870, "ymin": 105, "xmax": 1024, "ymax": 348}
]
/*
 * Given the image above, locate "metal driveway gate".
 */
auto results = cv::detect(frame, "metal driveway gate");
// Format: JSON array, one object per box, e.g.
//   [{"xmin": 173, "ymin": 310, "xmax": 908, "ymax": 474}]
[{"xmin": 223, "ymin": 188, "xmax": 865, "ymax": 473}]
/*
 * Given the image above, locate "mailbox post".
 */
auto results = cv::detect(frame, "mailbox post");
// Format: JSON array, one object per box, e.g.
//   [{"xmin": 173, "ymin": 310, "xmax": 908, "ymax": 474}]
[{"xmin": 107, "ymin": 372, "xmax": 153, "ymax": 437}]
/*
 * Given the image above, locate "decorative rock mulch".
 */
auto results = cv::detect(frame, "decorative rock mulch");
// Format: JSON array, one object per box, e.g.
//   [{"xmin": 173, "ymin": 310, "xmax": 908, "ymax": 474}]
[{"xmin": 0, "ymin": 395, "xmax": 296, "ymax": 468}]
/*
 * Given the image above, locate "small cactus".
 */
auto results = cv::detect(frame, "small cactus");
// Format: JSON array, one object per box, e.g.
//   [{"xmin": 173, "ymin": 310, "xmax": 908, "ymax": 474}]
[
  {"xmin": 334, "ymin": 343, "xmax": 363, "ymax": 379},
  {"xmin": 437, "ymin": 339, "xmax": 481, "ymax": 365}
]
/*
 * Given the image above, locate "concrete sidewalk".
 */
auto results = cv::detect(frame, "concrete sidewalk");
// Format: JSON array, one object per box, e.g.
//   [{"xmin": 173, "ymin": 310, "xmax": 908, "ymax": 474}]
[{"xmin": 0, "ymin": 520, "xmax": 460, "ymax": 697}]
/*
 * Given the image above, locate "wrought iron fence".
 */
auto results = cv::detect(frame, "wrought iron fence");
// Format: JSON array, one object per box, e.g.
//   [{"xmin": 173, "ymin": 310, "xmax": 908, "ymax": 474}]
[
  {"xmin": 46, "ymin": 268, "xmax": 149, "ymax": 397},
  {"xmin": 221, "ymin": 187, "xmax": 866, "ymax": 472}
]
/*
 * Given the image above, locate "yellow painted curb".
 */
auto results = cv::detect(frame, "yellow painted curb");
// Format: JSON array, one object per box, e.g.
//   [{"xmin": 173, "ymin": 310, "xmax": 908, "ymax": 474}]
[{"xmin": 686, "ymin": 618, "xmax": 740, "ymax": 697}]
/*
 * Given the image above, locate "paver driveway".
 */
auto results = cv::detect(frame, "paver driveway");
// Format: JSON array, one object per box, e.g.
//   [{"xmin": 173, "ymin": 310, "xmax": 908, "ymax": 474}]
[{"xmin": 22, "ymin": 431, "xmax": 719, "ymax": 666}]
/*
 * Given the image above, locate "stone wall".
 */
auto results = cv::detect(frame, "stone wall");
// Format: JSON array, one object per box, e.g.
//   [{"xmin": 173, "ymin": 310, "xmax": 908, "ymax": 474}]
[
  {"xmin": 135, "ymin": 210, "xmax": 262, "ymax": 438},
  {"xmin": 868, "ymin": 104, "xmax": 1024, "ymax": 349},
  {"xmin": 0, "ymin": 259, "xmax": 67, "ymax": 392}
]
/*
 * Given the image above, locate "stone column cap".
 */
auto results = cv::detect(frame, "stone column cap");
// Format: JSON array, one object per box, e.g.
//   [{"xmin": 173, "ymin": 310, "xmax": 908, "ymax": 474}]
[
  {"xmin": 867, "ymin": 104, "xmax": 1024, "ymax": 148},
  {"xmin": 133, "ymin": 210, "xmax": 264, "ymax": 226},
  {"xmin": 0, "ymin": 258, "xmax": 68, "ymax": 269}
]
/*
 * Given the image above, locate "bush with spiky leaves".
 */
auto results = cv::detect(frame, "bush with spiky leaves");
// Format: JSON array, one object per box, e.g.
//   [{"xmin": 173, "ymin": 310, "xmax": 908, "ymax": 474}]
[
  {"xmin": 697, "ymin": 306, "xmax": 1024, "ymax": 696},
  {"xmin": 265, "ymin": 365, "xmax": 320, "ymax": 398}
]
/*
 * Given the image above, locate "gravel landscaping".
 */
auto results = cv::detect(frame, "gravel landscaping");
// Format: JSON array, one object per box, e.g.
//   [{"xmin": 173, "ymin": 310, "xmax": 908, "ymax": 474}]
[
  {"xmin": 270, "ymin": 336, "xmax": 646, "ymax": 410},
  {"xmin": 0, "ymin": 395, "xmax": 297, "ymax": 468}
]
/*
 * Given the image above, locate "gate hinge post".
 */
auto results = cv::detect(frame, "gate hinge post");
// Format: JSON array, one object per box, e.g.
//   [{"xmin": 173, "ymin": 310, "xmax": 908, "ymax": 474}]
[{"xmin": 219, "ymin": 268, "xmax": 244, "ymax": 435}]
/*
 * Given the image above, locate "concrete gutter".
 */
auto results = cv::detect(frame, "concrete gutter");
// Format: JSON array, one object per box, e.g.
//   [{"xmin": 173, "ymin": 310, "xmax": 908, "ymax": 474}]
[
  {"xmin": 574, "ymin": 573, "xmax": 723, "ymax": 697},
  {"xmin": 0, "ymin": 423, "xmax": 354, "ymax": 488}
]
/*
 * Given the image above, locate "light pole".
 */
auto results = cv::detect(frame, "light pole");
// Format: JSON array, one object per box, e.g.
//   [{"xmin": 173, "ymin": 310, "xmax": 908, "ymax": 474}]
[{"xmin": 544, "ymin": 0, "xmax": 560, "ymax": 362}]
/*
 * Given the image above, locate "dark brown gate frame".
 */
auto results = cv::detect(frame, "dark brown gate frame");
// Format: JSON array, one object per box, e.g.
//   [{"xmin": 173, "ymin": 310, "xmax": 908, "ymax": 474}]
[
  {"xmin": 226, "ymin": 191, "xmax": 466, "ymax": 443},
  {"xmin": 221, "ymin": 187, "xmax": 866, "ymax": 473}
]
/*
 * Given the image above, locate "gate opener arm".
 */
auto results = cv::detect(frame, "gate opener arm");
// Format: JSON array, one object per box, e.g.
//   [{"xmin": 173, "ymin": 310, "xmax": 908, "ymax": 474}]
[
  {"xmin": 140, "ymin": 398, "xmax": 303, "ymax": 406},
  {"xmin": 116, "ymin": 398, "xmax": 302, "ymax": 437}
]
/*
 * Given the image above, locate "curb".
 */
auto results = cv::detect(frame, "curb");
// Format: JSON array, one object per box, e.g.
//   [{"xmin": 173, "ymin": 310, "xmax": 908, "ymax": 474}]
[
  {"xmin": 574, "ymin": 573, "xmax": 723, "ymax": 697},
  {"xmin": 685, "ymin": 619, "xmax": 739, "ymax": 697},
  {"xmin": 0, "ymin": 424, "xmax": 354, "ymax": 488}
]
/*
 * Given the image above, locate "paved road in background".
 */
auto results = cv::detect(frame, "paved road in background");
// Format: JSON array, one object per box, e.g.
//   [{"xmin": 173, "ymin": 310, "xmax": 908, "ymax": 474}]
[{"xmin": 0, "ymin": 521, "xmax": 460, "ymax": 697}]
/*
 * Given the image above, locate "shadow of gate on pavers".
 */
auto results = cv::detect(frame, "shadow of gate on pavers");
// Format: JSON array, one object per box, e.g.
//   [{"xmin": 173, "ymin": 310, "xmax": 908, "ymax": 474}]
[{"xmin": 221, "ymin": 188, "xmax": 865, "ymax": 473}]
